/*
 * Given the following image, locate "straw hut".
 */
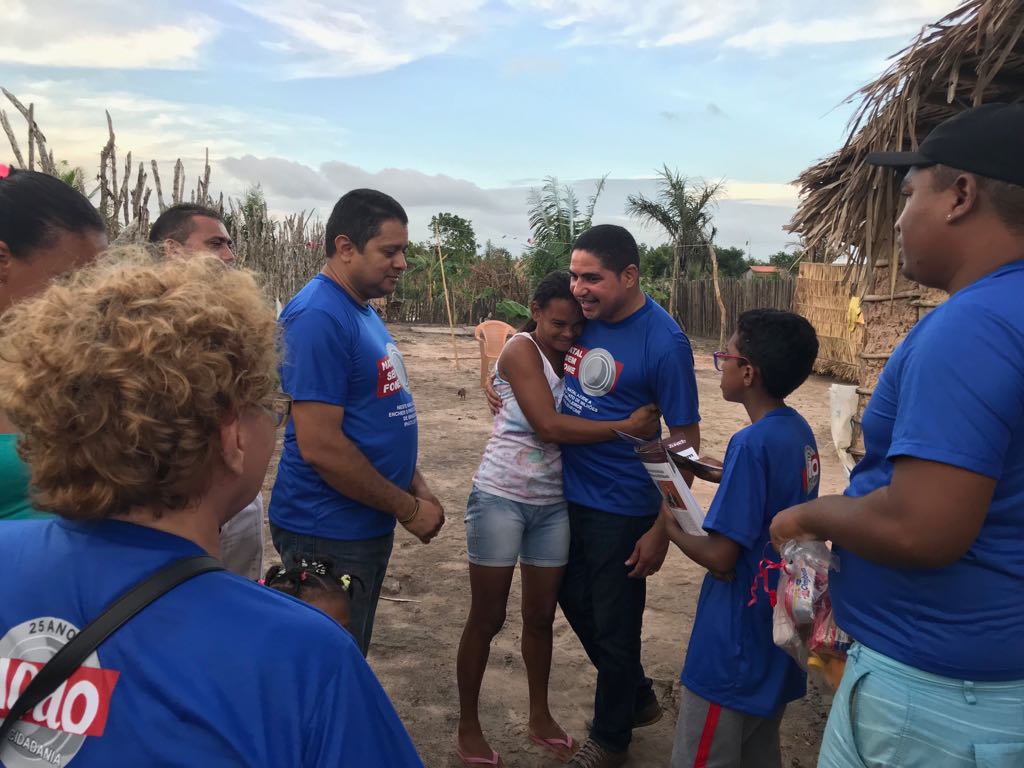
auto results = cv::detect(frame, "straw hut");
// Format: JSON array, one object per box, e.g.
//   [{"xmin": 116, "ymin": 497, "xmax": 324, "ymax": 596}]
[
  {"xmin": 788, "ymin": 0, "xmax": 1024, "ymax": 457},
  {"xmin": 793, "ymin": 261, "xmax": 867, "ymax": 382}
]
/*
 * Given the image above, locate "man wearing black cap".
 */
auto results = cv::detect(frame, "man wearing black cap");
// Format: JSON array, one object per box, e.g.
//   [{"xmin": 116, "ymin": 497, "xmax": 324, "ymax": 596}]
[{"xmin": 772, "ymin": 103, "xmax": 1024, "ymax": 766}]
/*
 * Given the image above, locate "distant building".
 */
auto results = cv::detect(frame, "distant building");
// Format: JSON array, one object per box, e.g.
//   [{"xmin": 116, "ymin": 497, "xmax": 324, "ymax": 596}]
[{"xmin": 743, "ymin": 264, "xmax": 781, "ymax": 279}]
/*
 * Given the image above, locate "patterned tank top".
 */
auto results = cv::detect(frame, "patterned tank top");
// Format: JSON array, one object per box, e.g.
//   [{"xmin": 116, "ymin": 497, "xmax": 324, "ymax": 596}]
[{"xmin": 473, "ymin": 333, "xmax": 565, "ymax": 504}]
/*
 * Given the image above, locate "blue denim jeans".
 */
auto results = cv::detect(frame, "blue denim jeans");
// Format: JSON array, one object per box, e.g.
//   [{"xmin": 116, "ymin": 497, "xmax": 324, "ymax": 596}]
[
  {"xmin": 558, "ymin": 502, "xmax": 659, "ymax": 753},
  {"xmin": 270, "ymin": 523, "xmax": 394, "ymax": 656}
]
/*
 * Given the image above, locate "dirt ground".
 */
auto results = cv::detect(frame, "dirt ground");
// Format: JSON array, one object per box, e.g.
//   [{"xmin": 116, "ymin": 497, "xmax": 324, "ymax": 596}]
[{"xmin": 261, "ymin": 325, "xmax": 847, "ymax": 768}]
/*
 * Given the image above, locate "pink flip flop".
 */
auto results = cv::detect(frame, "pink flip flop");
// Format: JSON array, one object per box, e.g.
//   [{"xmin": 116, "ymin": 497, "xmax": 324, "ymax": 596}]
[
  {"xmin": 529, "ymin": 732, "xmax": 576, "ymax": 763},
  {"xmin": 455, "ymin": 745, "xmax": 501, "ymax": 766}
]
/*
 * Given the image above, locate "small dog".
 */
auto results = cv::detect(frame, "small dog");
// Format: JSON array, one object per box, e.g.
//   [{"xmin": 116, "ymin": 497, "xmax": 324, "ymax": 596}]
[{"xmin": 457, "ymin": 388, "xmax": 467, "ymax": 400}]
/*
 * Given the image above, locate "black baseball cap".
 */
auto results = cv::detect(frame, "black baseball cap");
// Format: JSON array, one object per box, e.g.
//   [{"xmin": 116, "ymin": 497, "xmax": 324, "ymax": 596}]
[{"xmin": 866, "ymin": 102, "xmax": 1024, "ymax": 186}]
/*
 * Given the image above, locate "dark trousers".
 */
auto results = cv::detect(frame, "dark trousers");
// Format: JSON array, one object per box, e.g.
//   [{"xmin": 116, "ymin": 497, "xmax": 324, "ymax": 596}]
[
  {"xmin": 270, "ymin": 523, "xmax": 394, "ymax": 656},
  {"xmin": 558, "ymin": 502, "xmax": 658, "ymax": 753}
]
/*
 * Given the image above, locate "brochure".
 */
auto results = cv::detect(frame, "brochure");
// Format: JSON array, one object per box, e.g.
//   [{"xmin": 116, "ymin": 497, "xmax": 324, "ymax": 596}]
[{"xmin": 614, "ymin": 430, "xmax": 707, "ymax": 536}]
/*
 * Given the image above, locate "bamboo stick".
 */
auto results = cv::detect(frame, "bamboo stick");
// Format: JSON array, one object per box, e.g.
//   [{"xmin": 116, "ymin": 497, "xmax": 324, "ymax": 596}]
[
  {"xmin": 27, "ymin": 103, "xmax": 34, "ymax": 170},
  {"xmin": 433, "ymin": 223, "xmax": 461, "ymax": 370},
  {"xmin": 861, "ymin": 290, "xmax": 921, "ymax": 301}
]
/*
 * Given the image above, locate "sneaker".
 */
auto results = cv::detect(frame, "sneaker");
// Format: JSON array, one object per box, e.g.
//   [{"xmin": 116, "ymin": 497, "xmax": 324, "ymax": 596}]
[
  {"xmin": 585, "ymin": 699, "xmax": 663, "ymax": 733},
  {"xmin": 566, "ymin": 738, "xmax": 628, "ymax": 768}
]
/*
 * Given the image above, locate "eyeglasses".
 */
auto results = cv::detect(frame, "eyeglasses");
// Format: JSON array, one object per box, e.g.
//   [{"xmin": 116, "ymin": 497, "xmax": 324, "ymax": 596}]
[
  {"xmin": 261, "ymin": 393, "xmax": 293, "ymax": 428},
  {"xmin": 712, "ymin": 351, "xmax": 750, "ymax": 372}
]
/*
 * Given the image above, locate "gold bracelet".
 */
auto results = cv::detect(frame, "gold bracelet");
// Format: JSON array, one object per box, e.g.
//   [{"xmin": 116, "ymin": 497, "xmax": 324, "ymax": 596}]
[{"xmin": 399, "ymin": 498, "xmax": 420, "ymax": 525}]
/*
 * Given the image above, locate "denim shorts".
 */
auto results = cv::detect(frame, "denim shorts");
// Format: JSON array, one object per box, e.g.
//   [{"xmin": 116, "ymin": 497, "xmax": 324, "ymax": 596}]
[{"xmin": 464, "ymin": 485, "xmax": 569, "ymax": 567}]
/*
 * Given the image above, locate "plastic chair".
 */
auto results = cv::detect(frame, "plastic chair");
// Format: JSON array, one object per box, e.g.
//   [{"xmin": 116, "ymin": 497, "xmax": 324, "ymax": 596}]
[{"xmin": 474, "ymin": 320, "xmax": 516, "ymax": 388}]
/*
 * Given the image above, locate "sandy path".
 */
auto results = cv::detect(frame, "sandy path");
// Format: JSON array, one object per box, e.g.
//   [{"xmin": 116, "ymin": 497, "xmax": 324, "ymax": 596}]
[{"xmin": 262, "ymin": 326, "xmax": 844, "ymax": 767}]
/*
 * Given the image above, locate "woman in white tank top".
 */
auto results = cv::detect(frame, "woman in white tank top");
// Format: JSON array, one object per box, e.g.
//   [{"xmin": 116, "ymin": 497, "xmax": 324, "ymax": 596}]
[{"xmin": 456, "ymin": 272, "xmax": 660, "ymax": 766}]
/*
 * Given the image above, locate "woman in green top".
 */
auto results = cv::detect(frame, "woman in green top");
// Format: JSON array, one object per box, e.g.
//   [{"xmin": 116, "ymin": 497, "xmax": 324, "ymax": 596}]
[{"xmin": 0, "ymin": 166, "xmax": 107, "ymax": 520}]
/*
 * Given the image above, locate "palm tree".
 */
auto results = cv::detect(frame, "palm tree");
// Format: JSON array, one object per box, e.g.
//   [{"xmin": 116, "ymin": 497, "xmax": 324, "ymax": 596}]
[
  {"xmin": 56, "ymin": 160, "xmax": 85, "ymax": 193},
  {"xmin": 626, "ymin": 165, "xmax": 723, "ymax": 318},
  {"xmin": 525, "ymin": 175, "xmax": 606, "ymax": 282}
]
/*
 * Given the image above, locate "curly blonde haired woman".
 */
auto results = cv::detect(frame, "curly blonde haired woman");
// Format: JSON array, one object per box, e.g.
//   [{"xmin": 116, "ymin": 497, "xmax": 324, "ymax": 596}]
[{"xmin": 0, "ymin": 251, "xmax": 423, "ymax": 767}]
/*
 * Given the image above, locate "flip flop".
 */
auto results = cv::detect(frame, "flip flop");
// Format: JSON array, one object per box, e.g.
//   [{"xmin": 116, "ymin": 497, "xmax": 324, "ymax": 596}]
[
  {"xmin": 455, "ymin": 745, "xmax": 501, "ymax": 766},
  {"xmin": 529, "ymin": 731, "xmax": 576, "ymax": 763}
]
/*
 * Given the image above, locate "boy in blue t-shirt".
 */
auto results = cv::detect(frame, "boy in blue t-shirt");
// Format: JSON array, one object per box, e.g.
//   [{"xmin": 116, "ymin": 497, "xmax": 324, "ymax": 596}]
[{"xmin": 663, "ymin": 309, "xmax": 820, "ymax": 768}]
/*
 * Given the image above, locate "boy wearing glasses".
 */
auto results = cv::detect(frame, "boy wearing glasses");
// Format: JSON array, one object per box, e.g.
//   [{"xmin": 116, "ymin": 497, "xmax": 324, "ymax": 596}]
[{"xmin": 663, "ymin": 309, "xmax": 819, "ymax": 768}]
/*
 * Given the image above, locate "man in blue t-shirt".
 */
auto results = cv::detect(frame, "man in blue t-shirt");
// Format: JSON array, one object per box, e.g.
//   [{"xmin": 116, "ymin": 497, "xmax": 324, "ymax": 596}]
[
  {"xmin": 772, "ymin": 104, "xmax": 1024, "ymax": 766},
  {"xmin": 557, "ymin": 225, "xmax": 701, "ymax": 768},
  {"xmin": 664, "ymin": 310, "xmax": 819, "ymax": 768},
  {"xmin": 270, "ymin": 189, "xmax": 445, "ymax": 656}
]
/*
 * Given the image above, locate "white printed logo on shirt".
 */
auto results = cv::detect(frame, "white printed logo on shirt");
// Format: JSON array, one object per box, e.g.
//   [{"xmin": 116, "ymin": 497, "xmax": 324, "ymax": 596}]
[
  {"xmin": 565, "ymin": 346, "xmax": 622, "ymax": 397},
  {"xmin": 0, "ymin": 618, "xmax": 120, "ymax": 768}
]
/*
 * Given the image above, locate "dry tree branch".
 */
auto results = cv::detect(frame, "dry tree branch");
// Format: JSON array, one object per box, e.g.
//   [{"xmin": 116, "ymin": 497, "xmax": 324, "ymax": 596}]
[
  {"xmin": 151, "ymin": 160, "xmax": 167, "ymax": 212},
  {"xmin": 0, "ymin": 109, "xmax": 25, "ymax": 167}
]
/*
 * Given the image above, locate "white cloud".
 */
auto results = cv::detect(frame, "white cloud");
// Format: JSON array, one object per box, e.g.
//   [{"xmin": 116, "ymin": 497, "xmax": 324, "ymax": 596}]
[
  {"xmin": 233, "ymin": 0, "xmax": 487, "ymax": 77},
  {"xmin": 1, "ymin": 80, "xmax": 340, "ymax": 194},
  {"xmin": 720, "ymin": 182, "xmax": 798, "ymax": 205},
  {"xmin": 214, "ymin": 156, "xmax": 797, "ymax": 255},
  {"xmin": 504, "ymin": 0, "xmax": 755, "ymax": 48},
  {"xmin": 0, "ymin": 1, "xmax": 216, "ymax": 69},
  {"xmin": 725, "ymin": 2, "xmax": 964, "ymax": 51},
  {"xmin": 510, "ymin": 0, "xmax": 963, "ymax": 50}
]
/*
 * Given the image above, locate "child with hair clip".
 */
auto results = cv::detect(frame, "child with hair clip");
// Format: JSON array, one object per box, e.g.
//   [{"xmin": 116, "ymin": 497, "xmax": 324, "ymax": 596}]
[
  {"xmin": 263, "ymin": 558, "xmax": 362, "ymax": 631},
  {"xmin": 662, "ymin": 309, "xmax": 821, "ymax": 768}
]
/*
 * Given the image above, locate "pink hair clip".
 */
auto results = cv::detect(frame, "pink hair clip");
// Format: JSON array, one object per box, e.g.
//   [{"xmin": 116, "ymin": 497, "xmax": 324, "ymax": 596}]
[{"xmin": 0, "ymin": 163, "xmax": 10, "ymax": 179}]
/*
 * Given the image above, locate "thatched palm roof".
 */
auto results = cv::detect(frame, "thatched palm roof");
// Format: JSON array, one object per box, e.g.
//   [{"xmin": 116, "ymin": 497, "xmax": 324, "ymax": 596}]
[{"xmin": 788, "ymin": 0, "xmax": 1024, "ymax": 293}]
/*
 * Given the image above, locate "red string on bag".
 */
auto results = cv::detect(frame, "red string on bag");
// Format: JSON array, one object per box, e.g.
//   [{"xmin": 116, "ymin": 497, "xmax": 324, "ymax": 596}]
[{"xmin": 747, "ymin": 558, "xmax": 784, "ymax": 608}]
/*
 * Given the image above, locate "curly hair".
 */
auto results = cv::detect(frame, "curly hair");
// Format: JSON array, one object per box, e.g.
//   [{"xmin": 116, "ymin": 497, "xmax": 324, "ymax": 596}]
[{"xmin": 0, "ymin": 247, "xmax": 279, "ymax": 519}]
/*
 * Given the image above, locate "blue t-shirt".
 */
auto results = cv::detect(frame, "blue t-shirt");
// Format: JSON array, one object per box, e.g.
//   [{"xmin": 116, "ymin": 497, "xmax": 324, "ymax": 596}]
[
  {"xmin": 0, "ymin": 519, "xmax": 423, "ymax": 767},
  {"xmin": 560, "ymin": 295, "xmax": 700, "ymax": 516},
  {"xmin": 832, "ymin": 261, "xmax": 1024, "ymax": 682},
  {"xmin": 271, "ymin": 275, "xmax": 418, "ymax": 541},
  {"xmin": 681, "ymin": 408, "xmax": 817, "ymax": 717}
]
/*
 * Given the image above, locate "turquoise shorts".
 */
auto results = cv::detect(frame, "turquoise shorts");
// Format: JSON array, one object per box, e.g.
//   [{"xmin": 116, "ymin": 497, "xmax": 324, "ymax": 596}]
[{"xmin": 819, "ymin": 642, "xmax": 1024, "ymax": 768}]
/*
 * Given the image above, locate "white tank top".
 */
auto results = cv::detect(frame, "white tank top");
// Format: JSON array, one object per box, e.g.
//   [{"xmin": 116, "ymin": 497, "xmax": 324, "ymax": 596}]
[{"xmin": 473, "ymin": 333, "xmax": 565, "ymax": 504}]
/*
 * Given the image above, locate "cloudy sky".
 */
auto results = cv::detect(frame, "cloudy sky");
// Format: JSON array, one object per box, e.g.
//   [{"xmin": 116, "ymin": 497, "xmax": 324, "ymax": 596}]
[{"xmin": 1, "ymin": 0, "xmax": 961, "ymax": 257}]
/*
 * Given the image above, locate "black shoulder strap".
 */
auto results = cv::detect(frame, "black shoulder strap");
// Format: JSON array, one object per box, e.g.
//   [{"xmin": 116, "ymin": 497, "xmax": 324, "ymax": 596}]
[{"xmin": 0, "ymin": 554, "xmax": 223, "ymax": 743}]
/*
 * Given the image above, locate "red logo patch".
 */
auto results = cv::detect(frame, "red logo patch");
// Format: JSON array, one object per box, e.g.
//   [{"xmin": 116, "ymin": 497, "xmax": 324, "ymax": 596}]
[
  {"xmin": 802, "ymin": 446, "xmax": 821, "ymax": 495},
  {"xmin": 0, "ymin": 657, "xmax": 120, "ymax": 737},
  {"xmin": 376, "ymin": 355, "xmax": 403, "ymax": 398},
  {"xmin": 563, "ymin": 345, "xmax": 587, "ymax": 377}
]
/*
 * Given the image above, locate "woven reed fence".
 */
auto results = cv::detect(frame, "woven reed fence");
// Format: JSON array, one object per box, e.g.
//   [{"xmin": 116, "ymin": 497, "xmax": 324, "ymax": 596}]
[
  {"xmin": 675, "ymin": 277, "xmax": 795, "ymax": 340},
  {"xmin": 376, "ymin": 290, "xmax": 531, "ymax": 325},
  {"xmin": 794, "ymin": 262, "xmax": 866, "ymax": 382}
]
